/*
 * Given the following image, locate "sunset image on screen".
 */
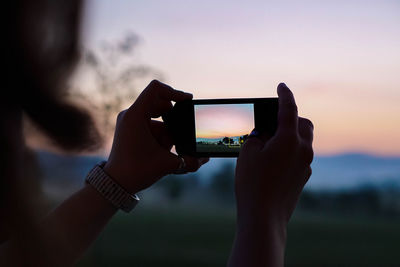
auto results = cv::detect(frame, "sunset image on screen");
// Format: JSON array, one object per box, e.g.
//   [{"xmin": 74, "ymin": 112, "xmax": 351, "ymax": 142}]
[{"xmin": 195, "ymin": 104, "xmax": 254, "ymax": 153}]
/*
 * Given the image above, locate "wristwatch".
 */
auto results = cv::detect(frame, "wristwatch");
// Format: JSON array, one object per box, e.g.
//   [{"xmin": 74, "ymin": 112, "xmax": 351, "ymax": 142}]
[{"xmin": 85, "ymin": 161, "xmax": 140, "ymax": 212}]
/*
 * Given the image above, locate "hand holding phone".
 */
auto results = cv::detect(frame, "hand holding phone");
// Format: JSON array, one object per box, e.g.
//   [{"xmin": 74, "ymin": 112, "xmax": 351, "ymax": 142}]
[
  {"xmin": 104, "ymin": 80, "xmax": 208, "ymax": 194},
  {"xmin": 228, "ymin": 83, "xmax": 314, "ymax": 267}
]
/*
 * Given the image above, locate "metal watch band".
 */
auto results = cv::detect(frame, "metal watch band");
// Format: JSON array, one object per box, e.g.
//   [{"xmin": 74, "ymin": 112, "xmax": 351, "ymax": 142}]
[{"xmin": 85, "ymin": 161, "xmax": 139, "ymax": 212}]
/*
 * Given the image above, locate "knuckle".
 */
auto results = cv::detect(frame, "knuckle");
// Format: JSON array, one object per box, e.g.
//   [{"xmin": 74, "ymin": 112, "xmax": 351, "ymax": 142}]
[
  {"xmin": 117, "ymin": 108, "xmax": 137, "ymax": 125},
  {"xmin": 308, "ymin": 166, "xmax": 313, "ymax": 177},
  {"xmin": 144, "ymin": 80, "xmax": 161, "ymax": 95},
  {"xmin": 302, "ymin": 118, "xmax": 314, "ymax": 130},
  {"xmin": 149, "ymin": 79, "xmax": 161, "ymax": 89},
  {"xmin": 302, "ymin": 145, "xmax": 314, "ymax": 165},
  {"xmin": 116, "ymin": 110, "xmax": 126, "ymax": 123}
]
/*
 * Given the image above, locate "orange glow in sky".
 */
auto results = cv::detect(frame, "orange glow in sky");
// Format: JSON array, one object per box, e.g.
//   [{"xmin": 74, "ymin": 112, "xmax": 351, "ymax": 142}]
[{"xmin": 83, "ymin": 0, "xmax": 400, "ymax": 156}]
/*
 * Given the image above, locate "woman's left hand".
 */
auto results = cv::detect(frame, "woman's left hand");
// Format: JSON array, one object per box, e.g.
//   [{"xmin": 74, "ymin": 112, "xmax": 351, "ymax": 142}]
[{"xmin": 104, "ymin": 80, "xmax": 209, "ymax": 194}]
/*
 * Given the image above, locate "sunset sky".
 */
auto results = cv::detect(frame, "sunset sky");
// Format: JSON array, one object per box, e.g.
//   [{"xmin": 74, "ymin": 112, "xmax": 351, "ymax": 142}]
[
  {"xmin": 82, "ymin": 0, "xmax": 400, "ymax": 156},
  {"xmin": 195, "ymin": 104, "xmax": 254, "ymax": 139}
]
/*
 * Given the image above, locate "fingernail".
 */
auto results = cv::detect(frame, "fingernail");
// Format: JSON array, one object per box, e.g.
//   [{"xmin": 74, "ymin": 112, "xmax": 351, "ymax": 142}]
[{"xmin": 249, "ymin": 129, "xmax": 259, "ymax": 137}]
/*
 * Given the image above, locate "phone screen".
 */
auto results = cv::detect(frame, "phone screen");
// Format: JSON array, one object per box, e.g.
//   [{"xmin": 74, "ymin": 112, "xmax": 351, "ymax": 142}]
[{"xmin": 194, "ymin": 103, "xmax": 255, "ymax": 153}]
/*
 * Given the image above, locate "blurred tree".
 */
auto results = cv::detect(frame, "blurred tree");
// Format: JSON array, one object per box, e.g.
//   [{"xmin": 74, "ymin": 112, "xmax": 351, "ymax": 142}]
[
  {"xmin": 156, "ymin": 174, "xmax": 200, "ymax": 202},
  {"xmin": 222, "ymin": 137, "xmax": 233, "ymax": 145},
  {"xmin": 295, "ymin": 186, "xmax": 400, "ymax": 218},
  {"xmin": 298, "ymin": 190, "xmax": 320, "ymax": 210},
  {"xmin": 70, "ymin": 32, "xmax": 164, "ymax": 144},
  {"xmin": 239, "ymin": 134, "xmax": 248, "ymax": 145},
  {"xmin": 162, "ymin": 175, "xmax": 185, "ymax": 201}
]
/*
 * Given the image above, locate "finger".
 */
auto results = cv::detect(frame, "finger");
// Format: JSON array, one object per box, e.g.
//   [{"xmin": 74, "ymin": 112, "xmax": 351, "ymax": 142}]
[
  {"xmin": 164, "ymin": 153, "xmax": 209, "ymax": 174},
  {"xmin": 150, "ymin": 99, "xmax": 173, "ymax": 118},
  {"xmin": 298, "ymin": 117, "xmax": 314, "ymax": 145},
  {"xmin": 303, "ymin": 166, "xmax": 312, "ymax": 186},
  {"xmin": 182, "ymin": 156, "xmax": 209, "ymax": 172},
  {"xmin": 154, "ymin": 80, "xmax": 193, "ymax": 102},
  {"xmin": 150, "ymin": 120, "xmax": 174, "ymax": 149},
  {"xmin": 160, "ymin": 150, "xmax": 185, "ymax": 173},
  {"xmin": 277, "ymin": 83, "xmax": 298, "ymax": 134},
  {"xmin": 134, "ymin": 80, "xmax": 192, "ymax": 116}
]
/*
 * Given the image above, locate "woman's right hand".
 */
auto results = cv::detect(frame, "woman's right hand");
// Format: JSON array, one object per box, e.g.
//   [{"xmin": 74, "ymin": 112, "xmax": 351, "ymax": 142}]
[{"xmin": 229, "ymin": 83, "xmax": 314, "ymax": 267}]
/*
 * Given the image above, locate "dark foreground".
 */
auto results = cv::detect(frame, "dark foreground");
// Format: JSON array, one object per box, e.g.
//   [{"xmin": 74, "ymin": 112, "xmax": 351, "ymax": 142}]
[{"xmin": 77, "ymin": 205, "xmax": 400, "ymax": 267}]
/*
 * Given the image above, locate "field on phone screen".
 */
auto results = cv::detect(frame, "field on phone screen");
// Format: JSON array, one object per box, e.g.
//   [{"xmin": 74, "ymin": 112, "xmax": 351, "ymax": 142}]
[{"xmin": 195, "ymin": 104, "xmax": 254, "ymax": 153}]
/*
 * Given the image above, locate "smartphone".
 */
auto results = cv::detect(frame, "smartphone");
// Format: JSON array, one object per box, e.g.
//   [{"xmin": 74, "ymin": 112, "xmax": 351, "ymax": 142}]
[{"xmin": 162, "ymin": 98, "xmax": 278, "ymax": 157}]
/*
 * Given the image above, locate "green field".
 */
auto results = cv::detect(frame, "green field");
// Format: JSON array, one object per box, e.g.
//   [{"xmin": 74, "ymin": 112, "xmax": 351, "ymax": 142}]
[
  {"xmin": 77, "ymin": 205, "xmax": 400, "ymax": 267},
  {"xmin": 196, "ymin": 143, "xmax": 241, "ymax": 153}
]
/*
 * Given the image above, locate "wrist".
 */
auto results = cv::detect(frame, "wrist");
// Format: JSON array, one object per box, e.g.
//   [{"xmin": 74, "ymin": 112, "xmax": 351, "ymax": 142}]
[
  {"xmin": 236, "ymin": 210, "xmax": 287, "ymax": 240},
  {"xmin": 103, "ymin": 161, "xmax": 140, "ymax": 194},
  {"xmin": 83, "ymin": 184, "xmax": 118, "ymax": 213},
  {"xmin": 235, "ymin": 201, "xmax": 288, "ymax": 246},
  {"xmin": 236, "ymin": 196, "xmax": 290, "ymax": 224},
  {"xmin": 232, "ymin": 211, "xmax": 287, "ymax": 267}
]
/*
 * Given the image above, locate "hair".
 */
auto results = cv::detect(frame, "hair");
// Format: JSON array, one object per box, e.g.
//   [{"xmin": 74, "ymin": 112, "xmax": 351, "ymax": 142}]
[
  {"xmin": 1, "ymin": 0, "xmax": 101, "ymax": 259},
  {"xmin": 6, "ymin": 0, "xmax": 101, "ymax": 151}
]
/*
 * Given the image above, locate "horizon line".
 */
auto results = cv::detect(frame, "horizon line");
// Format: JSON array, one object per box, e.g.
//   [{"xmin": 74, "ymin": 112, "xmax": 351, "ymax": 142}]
[{"xmin": 32, "ymin": 148, "xmax": 400, "ymax": 158}]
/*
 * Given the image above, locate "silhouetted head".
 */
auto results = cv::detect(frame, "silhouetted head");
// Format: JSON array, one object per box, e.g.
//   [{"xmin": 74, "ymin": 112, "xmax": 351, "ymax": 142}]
[
  {"xmin": 5, "ymin": 0, "xmax": 100, "ymax": 151},
  {"xmin": 0, "ymin": 0, "xmax": 101, "ymax": 247}
]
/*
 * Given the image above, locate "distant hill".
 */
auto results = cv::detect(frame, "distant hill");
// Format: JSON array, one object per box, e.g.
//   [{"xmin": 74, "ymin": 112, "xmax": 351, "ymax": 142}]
[
  {"xmin": 35, "ymin": 151, "xmax": 400, "ymax": 194},
  {"xmin": 309, "ymin": 153, "xmax": 400, "ymax": 190}
]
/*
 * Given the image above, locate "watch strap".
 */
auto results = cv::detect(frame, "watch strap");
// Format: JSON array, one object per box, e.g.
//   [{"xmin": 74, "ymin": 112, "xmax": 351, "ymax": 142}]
[{"xmin": 86, "ymin": 161, "xmax": 139, "ymax": 212}]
